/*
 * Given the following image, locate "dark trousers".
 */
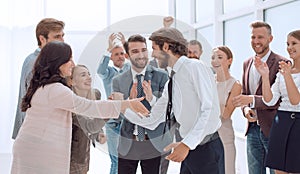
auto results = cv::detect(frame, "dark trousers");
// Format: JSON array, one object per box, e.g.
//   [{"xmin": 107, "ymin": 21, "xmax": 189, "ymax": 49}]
[
  {"xmin": 118, "ymin": 140, "xmax": 161, "ymax": 174},
  {"xmin": 180, "ymin": 137, "xmax": 224, "ymax": 174}
]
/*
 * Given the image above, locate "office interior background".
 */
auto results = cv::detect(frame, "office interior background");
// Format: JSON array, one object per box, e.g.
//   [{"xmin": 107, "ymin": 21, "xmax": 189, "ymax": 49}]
[{"xmin": 1, "ymin": 0, "xmax": 299, "ymax": 173}]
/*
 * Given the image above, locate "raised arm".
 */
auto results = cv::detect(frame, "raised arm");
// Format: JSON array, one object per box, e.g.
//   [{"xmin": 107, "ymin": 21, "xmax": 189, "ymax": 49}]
[
  {"xmin": 97, "ymin": 54, "xmax": 111, "ymax": 78},
  {"xmin": 97, "ymin": 33, "xmax": 119, "ymax": 78},
  {"xmin": 254, "ymin": 57, "xmax": 273, "ymax": 102},
  {"xmin": 163, "ymin": 16, "xmax": 174, "ymax": 28}
]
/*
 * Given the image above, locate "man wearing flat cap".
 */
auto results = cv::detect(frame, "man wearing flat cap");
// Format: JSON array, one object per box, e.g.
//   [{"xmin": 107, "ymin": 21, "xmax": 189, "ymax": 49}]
[{"xmin": 123, "ymin": 27, "xmax": 225, "ymax": 174}]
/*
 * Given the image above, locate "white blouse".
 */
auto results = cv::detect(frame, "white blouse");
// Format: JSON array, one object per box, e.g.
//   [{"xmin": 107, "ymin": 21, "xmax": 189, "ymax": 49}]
[{"xmin": 263, "ymin": 72, "xmax": 300, "ymax": 112}]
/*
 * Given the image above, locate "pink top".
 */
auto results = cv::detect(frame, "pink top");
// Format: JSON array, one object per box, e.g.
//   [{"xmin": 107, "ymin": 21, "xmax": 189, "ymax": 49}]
[{"xmin": 11, "ymin": 83, "xmax": 121, "ymax": 174}]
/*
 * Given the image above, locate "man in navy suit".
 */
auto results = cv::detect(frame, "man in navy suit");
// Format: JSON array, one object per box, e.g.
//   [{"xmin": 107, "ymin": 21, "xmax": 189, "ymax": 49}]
[{"xmin": 112, "ymin": 34, "xmax": 170, "ymax": 174}]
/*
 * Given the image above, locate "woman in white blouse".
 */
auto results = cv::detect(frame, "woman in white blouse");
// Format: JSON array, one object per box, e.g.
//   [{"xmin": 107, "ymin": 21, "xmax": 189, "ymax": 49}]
[{"xmin": 255, "ymin": 30, "xmax": 300, "ymax": 174}]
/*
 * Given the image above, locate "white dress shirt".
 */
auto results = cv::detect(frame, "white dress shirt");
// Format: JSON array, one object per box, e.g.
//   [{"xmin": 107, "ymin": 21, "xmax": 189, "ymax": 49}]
[
  {"xmin": 131, "ymin": 67, "xmax": 146, "ymax": 136},
  {"xmin": 249, "ymin": 50, "xmax": 271, "ymax": 107},
  {"xmin": 125, "ymin": 56, "xmax": 221, "ymax": 150}
]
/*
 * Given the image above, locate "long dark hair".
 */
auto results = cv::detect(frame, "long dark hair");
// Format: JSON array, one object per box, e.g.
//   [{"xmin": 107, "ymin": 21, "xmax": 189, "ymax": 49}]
[{"xmin": 21, "ymin": 41, "xmax": 72, "ymax": 111}]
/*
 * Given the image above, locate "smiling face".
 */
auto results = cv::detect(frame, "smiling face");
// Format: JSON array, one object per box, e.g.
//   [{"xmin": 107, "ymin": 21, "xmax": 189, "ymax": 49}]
[
  {"xmin": 151, "ymin": 41, "xmax": 170, "ymax": 69},
  {"xmin": 287, "ymin": 35, "xmax": 300, "ymax": 61},
  {"xmin": 251, "ymin": 27, "xmax": 273, "ymax": 57},
  {"xmin": 111, "ymin": 46, "xmax": 126, "ymax": 68},
  {"xmin": 71, "ymin": 66, "xmax": 92, "ymax": 91},
  {"xmin": 211, "ymin": 48, "xmax": 232, "ymax": 73},
  {"xmin": 188, "ymin": 44, "xmax": 202, "ymax": 59},
  {"xmin": 127, "ymin": 41, "xmax": 148, "ymax": 72}
]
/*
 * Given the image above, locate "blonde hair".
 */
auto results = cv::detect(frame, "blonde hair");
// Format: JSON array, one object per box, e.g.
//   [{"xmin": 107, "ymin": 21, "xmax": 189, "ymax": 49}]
[{"xmin": 69, "ymin": 65, "xmax": 101, "ymax": 100}]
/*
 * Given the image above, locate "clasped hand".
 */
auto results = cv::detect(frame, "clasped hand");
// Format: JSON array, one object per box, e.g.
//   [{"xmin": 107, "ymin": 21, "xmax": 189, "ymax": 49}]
[{"xmin": 109, "ymin": 92, "xmax": 149, "ymax": 117}]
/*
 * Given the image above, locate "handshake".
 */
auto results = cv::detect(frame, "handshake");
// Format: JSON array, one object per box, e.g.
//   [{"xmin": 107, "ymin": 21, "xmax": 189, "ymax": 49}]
[{"xmin": 109, "ymin": 92, "xmax": 149, "ymax": 118}]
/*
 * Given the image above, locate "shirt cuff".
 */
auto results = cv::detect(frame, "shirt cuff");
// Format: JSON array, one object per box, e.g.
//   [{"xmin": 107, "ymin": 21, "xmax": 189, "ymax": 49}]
[
  {"xmin": 104, "ymin": 50, "xmax": 112, "ymax": 57},
  {"xmin": 181, "ymin": 136, "xmax": 197, "ymax": 150},
  {"xmin": 249, "ymin": 95, "xmax": 255, "ymax": 108},
  {"xmin": 149, "ymin": 95, "xmax": 157, "ymax": 106}
]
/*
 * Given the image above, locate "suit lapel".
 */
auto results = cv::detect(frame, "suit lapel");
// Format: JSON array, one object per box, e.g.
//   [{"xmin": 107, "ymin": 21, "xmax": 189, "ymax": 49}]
[
  {"xmin": 245, "ymin": 58, "xmax": 253, "ymax": 95},
  {"xmin": 144, "ymin": 66, "xmax": 153, "ymax": 82},
  {"xmin": 122, "ymin": 70, "xmax": 133, "ymax": 99},
  {"xmin": 123, "ymin": 67, "xmax": 153, "ymax": 98}
]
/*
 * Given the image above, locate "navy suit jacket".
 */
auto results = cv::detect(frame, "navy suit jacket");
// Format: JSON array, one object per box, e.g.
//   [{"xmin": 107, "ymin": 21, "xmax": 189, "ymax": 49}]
[{"xmin": 112, "ymin": 65, "xmax": 172, "ymax": 156}]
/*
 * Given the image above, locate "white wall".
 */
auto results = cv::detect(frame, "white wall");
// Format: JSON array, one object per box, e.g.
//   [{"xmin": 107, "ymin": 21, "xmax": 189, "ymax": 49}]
[
  {"xmin": 0, "ymin": 0, "xmax": 170, "ymax": 154},
  {"xmin": 2, "ymin": 0, "xmax": 299, "ymax": 173}
]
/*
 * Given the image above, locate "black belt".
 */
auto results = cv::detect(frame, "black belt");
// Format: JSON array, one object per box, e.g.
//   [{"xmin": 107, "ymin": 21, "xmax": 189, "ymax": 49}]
[
  {"xmin": 278, "ymin": 110, "xmax": 300, "ymax": 119},
  {"xmin": 199, "ymin": 132, "xmax": 219, "ymax": 145}
]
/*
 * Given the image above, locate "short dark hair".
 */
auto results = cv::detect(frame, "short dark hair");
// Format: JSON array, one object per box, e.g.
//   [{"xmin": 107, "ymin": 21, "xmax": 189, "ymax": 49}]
[
  {"xmin": 149, "ymin": 27, "xmax": 187, "ymax": 56},
  {"xmin": 22, "ymin": 41, "xmax": 72, "ymax": 111},
  {"xmin": 36, "ymin": 18, "xmax": 65, "ymax": 46},
  {"xmin": 123, "ymin": 34, "xmax": 147, "ymax": 54}
]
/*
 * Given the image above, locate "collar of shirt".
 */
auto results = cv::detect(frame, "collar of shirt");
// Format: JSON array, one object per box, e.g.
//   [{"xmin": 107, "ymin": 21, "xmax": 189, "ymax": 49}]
[
  {"xmin": 170, "ymin": 55, "xmax": 188, "ymax": 75},
  {"xmin": 256, "ymin": 49, "xmax": 271, "ymax": 63},
  {"xmin": 113, "ymin": 65, "xmax": 121, "ymax": 72},
  {"xmin": 131, "ymin": 67, "xmax": 147, "ymax": 82},
  {"xmin": 166, "ymin": 67, "xmax": 172, "ymax": 76}
]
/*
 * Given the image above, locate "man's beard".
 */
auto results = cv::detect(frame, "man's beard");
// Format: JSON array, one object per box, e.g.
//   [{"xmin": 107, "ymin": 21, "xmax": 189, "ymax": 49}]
[
  {"xmin": 189, "ymin": 55, "xmax": 199, "ymax": 59},
  {"xmin": 158, "ymin": 51, "xmax": 170, "ymax": 69},
  {"xmin": 254, "ymin": 45, "xmax": 269, "ymax": 55},
  {"xmin": 131, "ymin": 57, "xmax": 148, "ymax": 69}
]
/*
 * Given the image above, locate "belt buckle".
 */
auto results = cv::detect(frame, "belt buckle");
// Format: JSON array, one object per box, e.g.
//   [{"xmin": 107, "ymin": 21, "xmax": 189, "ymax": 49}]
[{"xmin": 291, "ymin": 113, "xmax": 296, "ymax": 119}]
